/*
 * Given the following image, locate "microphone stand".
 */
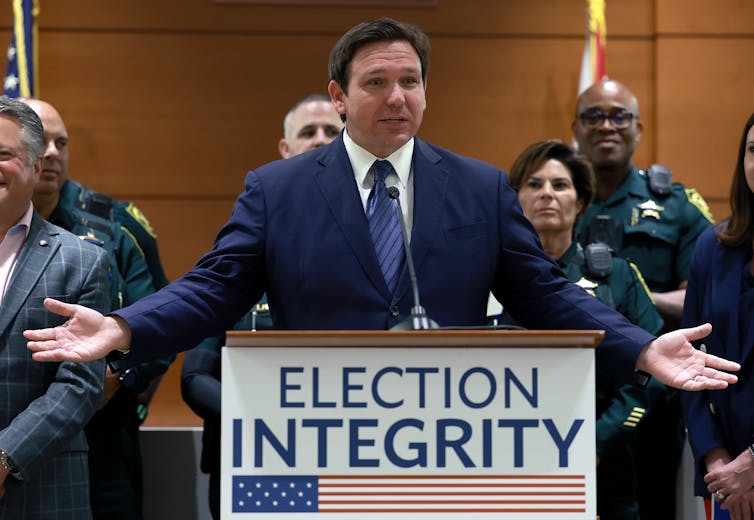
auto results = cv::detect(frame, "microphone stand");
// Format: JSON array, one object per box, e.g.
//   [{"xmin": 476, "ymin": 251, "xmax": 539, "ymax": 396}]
[{"xmin": 387, "ymin": 187, "xmax": 439, "ymax": 330}]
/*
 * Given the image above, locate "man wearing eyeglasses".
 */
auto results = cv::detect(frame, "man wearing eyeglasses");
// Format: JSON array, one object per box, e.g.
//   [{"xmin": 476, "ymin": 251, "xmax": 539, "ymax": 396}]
[{"xmin": 572, "ymin": 79, "xmax": 714, "ymax": 520}]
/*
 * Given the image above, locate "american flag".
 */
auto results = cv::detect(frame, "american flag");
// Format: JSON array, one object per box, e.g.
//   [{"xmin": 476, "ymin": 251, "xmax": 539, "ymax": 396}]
[
  {"xmin": 4, "ymin": 0, "xmax": 39, "ymax": 98},
  {"xmin": 232, "ymin": 474, "xmax": 586, "ymax": 514},
  {"xmin": 578, "ymin": 0, "xmax": 607, "ymax": 95}
]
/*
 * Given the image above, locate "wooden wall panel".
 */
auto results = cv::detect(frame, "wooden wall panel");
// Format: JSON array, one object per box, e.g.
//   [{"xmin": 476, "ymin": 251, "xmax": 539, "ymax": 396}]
[
  {"xmin": 126, "ymin": 198, "xmax": 237, "ymax": 279},
  {"xmin": 13, "ymin": 0, "xmax": 653, "ymax": 37},
  {"xmin": 657, "ymin": 0, "xmax": 754, "ymax": 35},
  {"xmin": 656, "ymin": 37, "xmax": 754, "ymax": 218},
  {"xmin": 36, "ymin": 31, "xmax": 656, "ymax": 201},
  {"xmin": 422, "ymin": 38, "xmax": 654, "ymax": 171},
  {"xmin": 38, "ymin": 31, "xmax": 336, "ymax": 197}
]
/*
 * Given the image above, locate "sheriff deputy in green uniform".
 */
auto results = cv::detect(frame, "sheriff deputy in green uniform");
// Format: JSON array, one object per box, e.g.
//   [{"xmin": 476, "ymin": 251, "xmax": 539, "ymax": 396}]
[
  {"xmin": 25, "ymin": 98, "xmax": 173, "ymax": 520},
  {"xmin": 572, "ymin": 79, "xmax": 714, "ymax": 520},
  {"xmin": 58, "ymin": 178, "xmax": 169, "ymax": 289},
  {"xmin": 501, "ymin": 139, "xmax": 665, "ymax": 519}
]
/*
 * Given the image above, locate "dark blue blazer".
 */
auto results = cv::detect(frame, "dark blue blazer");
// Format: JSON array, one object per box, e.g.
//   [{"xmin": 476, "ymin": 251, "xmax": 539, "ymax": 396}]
[
  {"xmin": 117, "ymin": 135, "xmax": 652, "ymax": 381},
  {"xmin": 681, "ymin": 225, "xmax": 754, "ymax": 495}
]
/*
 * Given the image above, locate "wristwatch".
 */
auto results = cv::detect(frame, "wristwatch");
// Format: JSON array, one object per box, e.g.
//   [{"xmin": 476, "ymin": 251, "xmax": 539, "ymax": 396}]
[{"xmin": 0, "ymin": 449, "xmax": 22, "ymax": 480}]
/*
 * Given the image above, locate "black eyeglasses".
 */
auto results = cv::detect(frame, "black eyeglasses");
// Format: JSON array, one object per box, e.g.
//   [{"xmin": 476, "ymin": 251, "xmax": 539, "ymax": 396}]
[{"xmin": 578, "ymin": 109, "xmax": 637, "ymax": 130}]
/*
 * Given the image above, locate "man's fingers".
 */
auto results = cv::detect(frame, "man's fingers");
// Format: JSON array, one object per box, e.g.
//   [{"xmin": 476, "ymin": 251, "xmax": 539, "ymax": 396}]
[
  {"xmin": 686, "ymin": 377, "xmax": 729, "ymax": 391},
  {"xmin": 30, "ymin": 349, "xmax": 79, "ymax": 363},
  {"xmin": 685, "ymin": 367, "xmax": 739, "ymax": 391},
  {"xmin": 702, "ymin": 364, "xmax": 739, "ymax": 382},
  {"xmin": 683, "ymin": 322, "xmax": 713, "ymax": 342},
  {"xmin": 23, "ymin": 328, "xmax": 58, "ymax": 342},
  {"xmin": 43, "ymin": 297, "xmax": 78, "ymax": 317},
  {"xmin": 703, "ymin": 354, "xmax": 741, "ymax": 375}
]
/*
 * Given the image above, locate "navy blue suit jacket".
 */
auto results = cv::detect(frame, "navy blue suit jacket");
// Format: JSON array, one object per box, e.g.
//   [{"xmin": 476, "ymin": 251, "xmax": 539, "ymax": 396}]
[
  {"xmin": 117, "ymin": 135, "xmax": 652, "ymax": 381},
  {"xmin": 681, "ymin": 226, "xmax": 754, "ymax": 495}
]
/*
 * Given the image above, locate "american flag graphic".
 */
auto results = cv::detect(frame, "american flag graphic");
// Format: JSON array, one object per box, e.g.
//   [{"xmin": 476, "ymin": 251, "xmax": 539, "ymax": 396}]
[{"xmin": 232, "ymin": 474, "xmax": 586, "ymax": 514}]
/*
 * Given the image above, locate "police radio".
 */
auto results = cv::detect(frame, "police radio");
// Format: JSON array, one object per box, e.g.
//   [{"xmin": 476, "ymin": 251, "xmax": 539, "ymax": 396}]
[{"xmin": 583, "ymin": 243, "xmax": 613, "ymax": 278}]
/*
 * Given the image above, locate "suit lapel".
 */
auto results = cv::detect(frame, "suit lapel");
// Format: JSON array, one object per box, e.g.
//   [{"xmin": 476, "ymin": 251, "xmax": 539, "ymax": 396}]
[
  {"xmin": 0, "ymin": 214, "xmax": 60, "ymax": 336},
  {"xmin": 314, "ymin": 135, "xmax": 390, "ymax": 297},
  {"xmin": 710, "ymin": 243, "xmax": 746, "ymax": 361},
  {"xmin": 394, "ymin": 138, "xmax": 447, "ymax": 302}
]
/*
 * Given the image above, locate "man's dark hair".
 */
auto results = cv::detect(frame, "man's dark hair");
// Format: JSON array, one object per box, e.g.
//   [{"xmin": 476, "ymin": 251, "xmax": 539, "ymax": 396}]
[
  {"xmin": 718, "ymin": 112, "xmax": 754, "ymax": 247},
  {"xmin": 0, "ymin": 95, "xmax": 44, "ymax": 164},
  {"xmin": 328, "ymin": 17, "xmax": 430, "ymax": 94}
]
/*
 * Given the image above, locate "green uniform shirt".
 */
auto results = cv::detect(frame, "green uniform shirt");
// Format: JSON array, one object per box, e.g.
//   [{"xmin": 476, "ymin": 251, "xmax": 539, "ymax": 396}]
[
  {"xmin": 556, "ymin": 242, "xmax": 666, "ymax": 456},
  {"xmin": 576, "ymin": 167, "xmax": 714, "ymax": 292},
  {"xmin": 48, "ymin": 204, "xmax": 155, "ymax": 310},
  {"xmin": 58, "ymin": 180, "xmax": 169, "ymax": 288}
]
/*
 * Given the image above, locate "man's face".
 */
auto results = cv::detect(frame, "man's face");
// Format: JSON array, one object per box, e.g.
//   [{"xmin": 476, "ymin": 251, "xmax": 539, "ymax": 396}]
[
  {"xmin": 0, "ymin": 114, "xmax": 41, "ymax": 225},
  {"xmin": 278, "ymin": 100, "xmax": 343, "ymax": 158},
  {"xmin": 328, "ymin": 39, "xmax": 426, "ymax": 158},
  {"xmin": 572, "ymin": 81, "xmax": 643, "ymax": 173},
  {"xmin": 24, "ymin": 100, "xmax": 69, "ymax": 198}
]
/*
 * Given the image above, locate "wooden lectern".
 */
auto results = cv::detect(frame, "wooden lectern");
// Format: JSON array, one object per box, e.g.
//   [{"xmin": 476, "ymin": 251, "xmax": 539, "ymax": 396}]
[{"xmin": 221, "ymin": 329, "xmax": 602, "ymax": 519}]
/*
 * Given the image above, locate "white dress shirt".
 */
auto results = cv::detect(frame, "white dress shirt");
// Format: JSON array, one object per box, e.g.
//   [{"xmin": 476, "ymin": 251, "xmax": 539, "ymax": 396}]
[
  {"xmin": 342, "ymin": 130, "xmax": 415, "ymax": 238},
  {"xmin": 0, "ymin": 203, "xmax": 33, "ymax": 304}
]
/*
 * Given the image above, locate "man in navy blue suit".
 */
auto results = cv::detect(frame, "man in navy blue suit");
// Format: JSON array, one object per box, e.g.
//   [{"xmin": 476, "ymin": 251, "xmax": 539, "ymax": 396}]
[{"xmin": 26, "ymin": 18, "xmax": 738, "ymax": 392}]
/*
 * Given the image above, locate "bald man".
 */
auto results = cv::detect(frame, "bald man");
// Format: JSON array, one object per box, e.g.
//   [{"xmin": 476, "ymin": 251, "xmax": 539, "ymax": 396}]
[
  {"xmin": 278, "ymin": 93, "xmax": 343, "ymax": 158},
  {"xmin": 22, "ymin": 98, "xmax": 173, "ymax": 520},
  {"xmin": 572, "ymin": 79, "xmax": 713, "ymax": 520}
]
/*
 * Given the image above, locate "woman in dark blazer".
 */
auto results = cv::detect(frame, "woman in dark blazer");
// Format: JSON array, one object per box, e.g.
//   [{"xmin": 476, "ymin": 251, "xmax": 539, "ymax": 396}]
[{"xmin": 681, "ymin": 112, "xmax": 754, "ymax": 520}]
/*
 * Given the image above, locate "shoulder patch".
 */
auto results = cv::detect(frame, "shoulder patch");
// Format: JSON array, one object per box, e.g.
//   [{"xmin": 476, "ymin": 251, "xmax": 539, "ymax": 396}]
[
  {"xmin": 684, "ymin": 188, "xmax": 714, "ymax": 224},
  {"xmin": 125, "ymin": 203, "xmax": 157, "ymax": 238}
]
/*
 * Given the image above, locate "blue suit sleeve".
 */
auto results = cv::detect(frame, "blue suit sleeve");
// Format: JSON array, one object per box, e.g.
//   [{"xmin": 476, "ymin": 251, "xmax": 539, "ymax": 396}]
[{"xmin": 115, "ymin": 172, "xmax": 265, "ymax": 363}]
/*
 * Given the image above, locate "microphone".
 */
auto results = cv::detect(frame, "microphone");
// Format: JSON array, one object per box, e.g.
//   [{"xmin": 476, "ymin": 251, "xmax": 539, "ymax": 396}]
[{"xmin": 387, "ymin": 186, "xmax": 439, "ymax": 330}]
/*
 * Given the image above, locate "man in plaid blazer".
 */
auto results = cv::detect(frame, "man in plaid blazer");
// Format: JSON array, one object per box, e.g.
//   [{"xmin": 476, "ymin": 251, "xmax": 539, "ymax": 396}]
[{"xmin": 0, "ymin": 96, "xmax": 109, "ymax": 518}]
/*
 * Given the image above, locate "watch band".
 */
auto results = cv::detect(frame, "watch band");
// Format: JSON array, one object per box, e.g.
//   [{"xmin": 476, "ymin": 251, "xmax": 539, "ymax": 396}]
[
  {"xmin": 633, "ymin": 369, "xmax": 651, "ymax": 388},
  {"xmin": 0, "ymin": 449, "xmax": 22, "ymax": 480}
]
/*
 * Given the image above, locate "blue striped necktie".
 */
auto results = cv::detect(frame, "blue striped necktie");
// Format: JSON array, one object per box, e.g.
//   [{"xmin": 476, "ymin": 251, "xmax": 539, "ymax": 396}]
[{"xmin": 367, "ymin": 160, "xmax": 404, "ymax": 293}]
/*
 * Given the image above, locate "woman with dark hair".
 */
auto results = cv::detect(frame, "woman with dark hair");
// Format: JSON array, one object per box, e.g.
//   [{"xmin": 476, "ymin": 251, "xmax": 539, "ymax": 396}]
[
  {"xmin": 507, "ymin": 139, "xmax": 665, "ymax": 520},
  {"xmin": 682, "ymin": 113, "xmax": 754, "ymax": 520}
]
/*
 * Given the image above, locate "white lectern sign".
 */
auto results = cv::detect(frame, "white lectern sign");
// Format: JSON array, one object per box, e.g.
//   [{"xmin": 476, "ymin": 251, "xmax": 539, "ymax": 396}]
[{"xmin": 221, "ymin": 331, "xmax": 599, "ymax": 519}]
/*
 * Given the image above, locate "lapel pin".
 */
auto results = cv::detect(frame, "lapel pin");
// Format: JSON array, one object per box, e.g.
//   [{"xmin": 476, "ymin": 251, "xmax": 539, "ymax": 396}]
[{"xmin": 39, "ymin": 240, "xmax": 48, "ymax": 247}]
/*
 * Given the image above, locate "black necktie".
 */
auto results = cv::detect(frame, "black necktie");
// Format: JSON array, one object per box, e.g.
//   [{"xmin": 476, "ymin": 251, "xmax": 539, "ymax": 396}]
[{"xmin": 367, "ymin": 160, "xmax": 404, "ymax": 293}]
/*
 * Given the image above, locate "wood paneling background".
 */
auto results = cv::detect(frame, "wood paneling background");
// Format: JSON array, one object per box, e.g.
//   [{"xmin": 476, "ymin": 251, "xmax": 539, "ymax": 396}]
[{"xmin": 2, "ymin": 0, "xmax": 751, "ymax": 426}]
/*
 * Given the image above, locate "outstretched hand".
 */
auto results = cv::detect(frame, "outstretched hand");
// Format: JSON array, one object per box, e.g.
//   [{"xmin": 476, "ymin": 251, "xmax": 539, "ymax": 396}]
[
  {"xmin": 638, "ymin": 323, "xmax": 739, "ymax": 390},
  {"xmin": 24, "ymin": 298, "xmax": 131, "ymax": 363}
]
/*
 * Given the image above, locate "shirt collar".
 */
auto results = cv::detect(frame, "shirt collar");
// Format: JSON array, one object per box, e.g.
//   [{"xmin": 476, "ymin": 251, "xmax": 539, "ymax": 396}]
[
  {"xmin": 7, "ymin": 203, "xmax": 33, "ymax": 240},
  {"xmin": 343, "ymin": 129, "xmax": 414, "ymax": 189},
  {"xmin": 595, "ymin": 166, "xmax": 644, "ymax": 205},
  {"xmin": 557, "ymin": 241, "xmax": 580, "ymax": 268}
]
